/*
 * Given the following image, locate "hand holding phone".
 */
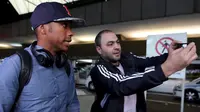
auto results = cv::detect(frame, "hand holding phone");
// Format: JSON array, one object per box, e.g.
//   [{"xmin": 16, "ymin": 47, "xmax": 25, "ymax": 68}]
[{"xmin": 174, "ymin": 43, "xmax": 188, "ymax": 49}]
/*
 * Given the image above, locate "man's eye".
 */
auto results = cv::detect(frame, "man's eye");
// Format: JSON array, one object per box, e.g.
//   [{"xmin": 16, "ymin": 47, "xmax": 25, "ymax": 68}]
[
  {"xmin": 62, "ymin": 24, "xmax": 67, "ymax": 28},
  {"xmin": 61, "ymin": 23, "xmax": 69, "ymax": 29},
  {"xmin": 107, "ymin": 43, "xmax": 113, "ymax": 46}
]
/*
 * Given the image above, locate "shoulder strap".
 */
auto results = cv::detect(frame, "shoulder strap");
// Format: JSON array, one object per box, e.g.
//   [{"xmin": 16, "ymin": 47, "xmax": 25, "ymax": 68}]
[{"xmin": 10, "ymin": 50, "xmax": 32, "ymax": 111}]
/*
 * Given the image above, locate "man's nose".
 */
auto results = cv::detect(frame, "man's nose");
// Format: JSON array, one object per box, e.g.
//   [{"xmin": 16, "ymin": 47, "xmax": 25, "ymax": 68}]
[
  {"xmin": 114, "ymin": 43, "xmax": 120, "ymax": 49},
  {"xmin": 67, "ymin": 28, "xmax": 74, "ymax": 37}
]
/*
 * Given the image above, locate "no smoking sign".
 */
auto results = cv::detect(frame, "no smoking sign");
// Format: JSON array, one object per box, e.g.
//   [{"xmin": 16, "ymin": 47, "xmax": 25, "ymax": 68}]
[
  {"xmin": 155, "ymin": 37, "xmax": 173, "ymax": 55},
  {"xmin": 146, "ymin": 33, "xmax": 187, "ymax": 79}
]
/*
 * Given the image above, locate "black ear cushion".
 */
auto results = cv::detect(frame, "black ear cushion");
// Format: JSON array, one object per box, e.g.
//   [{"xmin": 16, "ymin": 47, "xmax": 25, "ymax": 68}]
[
  {"xmin": 37, "ymin": 49, "xmax": 53, "ymax": 60},
  {"xmin": 37, "ymin": 54, "xmax": 46, "ymax": 66},
  {"xmin": 55, "ymin": 54, "xmax": 61, "ymax": 68},
  {"xmin": 55, "ymin": 53, "xmax": 67, "ymax": 68},
  {"xmin": 31, "ymin": 41, "xmax": 54, "ymax": 67},
  {"xmin": 36, "ymin": 49, "xmax": 54, "ymax": 67}
]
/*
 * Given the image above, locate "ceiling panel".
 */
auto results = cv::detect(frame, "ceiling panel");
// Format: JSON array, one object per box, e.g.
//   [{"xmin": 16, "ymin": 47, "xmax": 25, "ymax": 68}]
[{"xmin": 0, "ymin": 0, "xmax": 105, "ymax": 25}]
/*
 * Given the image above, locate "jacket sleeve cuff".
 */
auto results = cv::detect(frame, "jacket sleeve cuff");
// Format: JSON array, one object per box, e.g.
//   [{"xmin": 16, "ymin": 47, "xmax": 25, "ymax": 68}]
[{"xmin": 156, "ymin": 65, "xmax": 168, "ymax": 82}]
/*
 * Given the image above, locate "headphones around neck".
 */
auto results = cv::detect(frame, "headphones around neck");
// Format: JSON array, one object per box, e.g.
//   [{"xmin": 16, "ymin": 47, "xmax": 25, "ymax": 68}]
[{"xmin": 31, "ymin": 41, "xmax": 68, "ymax": 68}]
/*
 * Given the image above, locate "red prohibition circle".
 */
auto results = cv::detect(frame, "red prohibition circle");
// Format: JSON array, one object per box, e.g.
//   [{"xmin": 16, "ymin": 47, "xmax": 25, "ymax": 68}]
[{"xmin": 155, "ymin": 37, "xmax": 174, "ymax": 55}]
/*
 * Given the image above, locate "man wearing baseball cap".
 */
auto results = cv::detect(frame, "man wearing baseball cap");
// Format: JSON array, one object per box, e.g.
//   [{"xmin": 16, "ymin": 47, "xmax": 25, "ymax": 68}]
[{"xmin": 0, "ymin": 2, "xmax": 85, "ymax": 112}]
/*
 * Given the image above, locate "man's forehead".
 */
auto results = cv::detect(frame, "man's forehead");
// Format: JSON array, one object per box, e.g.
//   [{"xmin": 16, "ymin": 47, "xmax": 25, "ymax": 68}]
[{"xmin": 101, "ymin": 32, "xmax": 118, "ymax": 42}]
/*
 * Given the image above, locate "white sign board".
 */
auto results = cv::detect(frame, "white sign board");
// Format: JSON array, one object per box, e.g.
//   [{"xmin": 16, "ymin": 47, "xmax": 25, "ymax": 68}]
[{"xmin": 146, "ymin": 33, "xmax": 187, "ymax": 79}]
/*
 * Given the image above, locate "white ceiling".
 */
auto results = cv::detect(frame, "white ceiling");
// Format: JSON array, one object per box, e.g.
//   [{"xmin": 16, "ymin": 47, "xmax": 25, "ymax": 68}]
[
  {"xmin": 70, "ymin": 13, "xmax": 200, "ymax": 43},
  {"xmin": 1, "ymin": 13, "xmax": 200, "ymax": 49},
  {"xmin": 9, "ymin": 0, "xmax": 78, "ymax": 15}
]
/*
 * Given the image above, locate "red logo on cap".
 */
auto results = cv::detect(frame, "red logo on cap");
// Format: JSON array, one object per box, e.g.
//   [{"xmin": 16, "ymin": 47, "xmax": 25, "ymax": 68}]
[{"xmin": 63, "ymin": 5, "xmax": 71, "ymax": 16}]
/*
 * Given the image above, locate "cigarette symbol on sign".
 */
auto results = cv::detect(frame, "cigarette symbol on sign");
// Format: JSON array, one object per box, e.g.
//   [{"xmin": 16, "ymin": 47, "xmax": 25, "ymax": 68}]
[{"xmin": 161, "ymin": 40, "xmax": 170, "ymax": 53}]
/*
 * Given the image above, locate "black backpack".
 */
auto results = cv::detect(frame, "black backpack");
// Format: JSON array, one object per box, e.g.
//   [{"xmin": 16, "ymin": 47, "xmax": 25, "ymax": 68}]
[
  {"xmin": 10, "ymin": 50, "xmax": 32, "ymax": 112},
  {"xmin": 10, "ymin": 50, "xmax": 71, "ymax": 111}
]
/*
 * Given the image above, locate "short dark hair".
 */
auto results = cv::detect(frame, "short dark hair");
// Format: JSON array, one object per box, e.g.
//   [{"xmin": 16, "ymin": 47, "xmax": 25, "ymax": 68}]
[{"xmin": 95, "ymin": 29, "xmax": 113, "ymax": 47}]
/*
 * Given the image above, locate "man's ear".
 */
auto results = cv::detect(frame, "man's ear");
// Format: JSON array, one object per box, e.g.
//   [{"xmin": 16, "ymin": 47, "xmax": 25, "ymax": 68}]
[
  {"xmin": 37, "ymin": 25, "xmax": 46, "ymax": 35},
  {"xmin": 96, "ymin": 46, "xmax": 102, "ymax": 55}
]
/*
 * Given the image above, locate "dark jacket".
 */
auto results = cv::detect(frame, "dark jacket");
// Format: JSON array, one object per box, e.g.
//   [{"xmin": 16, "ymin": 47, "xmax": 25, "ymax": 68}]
[{"xmin": 90, "ymin": 52, "xmax": 168, "ymax": 112}]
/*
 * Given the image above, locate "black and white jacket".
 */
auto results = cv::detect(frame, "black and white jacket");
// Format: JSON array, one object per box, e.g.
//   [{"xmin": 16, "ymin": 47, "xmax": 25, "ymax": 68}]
[{"xmin": 90, "ymin": 52, "xmax": 168, "ymax": 112}]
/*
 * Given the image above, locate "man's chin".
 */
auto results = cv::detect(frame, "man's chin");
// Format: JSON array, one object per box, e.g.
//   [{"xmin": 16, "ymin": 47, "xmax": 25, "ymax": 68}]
[
  {"xmin": 59, "ymin": 48, "xmax": 68, "ymax": 53},
  {"xmin": 110, "ymin": 57, "xmax": 120, "ymax": 63},
  {"xmin": 114, "ymin": 56, "xmax": 121, "ymax": 60}
]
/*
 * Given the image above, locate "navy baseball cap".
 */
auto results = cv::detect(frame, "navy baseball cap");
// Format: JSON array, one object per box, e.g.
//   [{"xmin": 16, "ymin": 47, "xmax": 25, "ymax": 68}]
[{"xmin": 30, "ymin": 2, "xmax": 86, "ymax": 30}]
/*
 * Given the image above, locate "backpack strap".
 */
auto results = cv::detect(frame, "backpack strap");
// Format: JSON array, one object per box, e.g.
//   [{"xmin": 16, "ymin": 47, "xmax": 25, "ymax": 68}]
[{"xmin": 10, "ymin": 50, "xmax": 32, "ymax": 111}]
